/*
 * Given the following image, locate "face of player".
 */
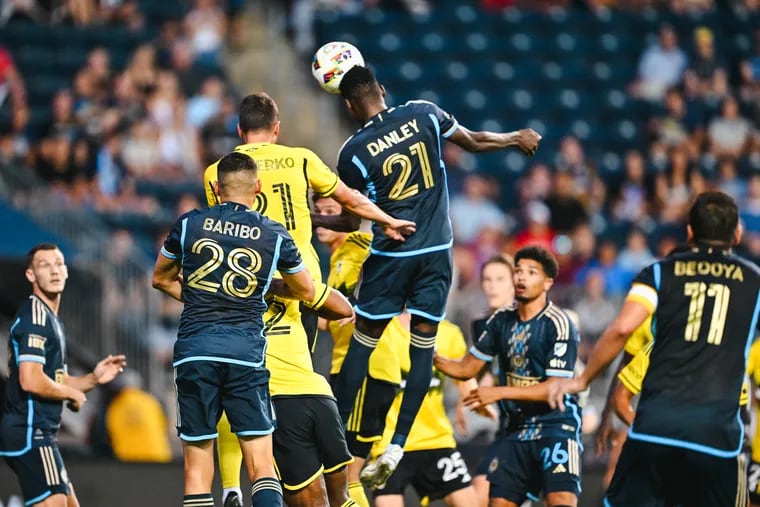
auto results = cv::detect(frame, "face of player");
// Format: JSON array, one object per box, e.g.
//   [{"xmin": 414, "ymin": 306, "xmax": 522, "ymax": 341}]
[
  {"xmin": 26, "ymin": 248, "xmax": 68, "ymax": 297},
  {"xmin": 481, "ymin": 262, "xmax": 514, "ymax": 310},
  {"xmin": 313, "ymin": 197, "xmax": 343, "ymax": 244},
  {"xmin": 513, "ymin": 258, "xmax": 552, "ymax": 303}
]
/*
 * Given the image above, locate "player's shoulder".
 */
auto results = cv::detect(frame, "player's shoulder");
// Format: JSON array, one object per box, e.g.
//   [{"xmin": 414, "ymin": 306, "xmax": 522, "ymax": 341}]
[
  {"xmin": 402, "ymin": 99, "xmax": 442, "ymax": 114},
  {"xmin": 727, "ymin": 252, "xmax": 760, "ymax": 278},
  {"xmin": 14, "ymin": 296, "xmax": 49, "ymax": 330},
  {"xmin": 541, "ymin": 303, "xmax": 576, "ymax": 340},
  {"xmin": 485, "ymin": 305, "xmax": 516, "ymax": 326},
  {"xmin": 344, "ymin": 231, "xmax": 372, "ymax": 250}
]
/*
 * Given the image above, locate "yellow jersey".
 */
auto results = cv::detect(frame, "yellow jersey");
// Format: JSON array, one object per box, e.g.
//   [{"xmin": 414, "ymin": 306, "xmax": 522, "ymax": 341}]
[
  {"xmin": 619, "ymin": 336, "xmax": 750, "ymax": 406},
  {"xmin": 105, "ymin": 387, "xmax": 172, "ymax": 463},
  {"xmin": 326, "ymin": 231, "xmax": 402, "ymax": 385},
  {"xmin": 371, "ymin": 319, "xmax": 467, "ymax": 456},
  {"xmin": 264, "ymin": 294, "xmax": 333, "ymax": 398},
  {"xmin": 204, "ymin": 142, "xmax": 339, "ymax": 279},
  {"xmin": 747, "ymin": 340, "xmax": 760, "ymax": 461},
  {"xmin": 624, "ymin": 316, "xmax": 653, "ymax": 356}
]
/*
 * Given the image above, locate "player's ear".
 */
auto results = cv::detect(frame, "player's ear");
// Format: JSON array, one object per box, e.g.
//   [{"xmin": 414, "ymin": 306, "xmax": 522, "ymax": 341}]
[
  {"xmin": 734, "ymin": 222, "xmax": 743, "ymax": 246},
  {"xmin": 237, "ymin": 123, "xmax": 243, "ymax": 140},
  {"xmin": 544, "ymin": 277, "xmax": 554, "ymax": 292},
  {"xmin": 25, "ymin": 268, "xmax": 35, "ymax": 285},
  {"xmin": 212, "ymin": 180, "xmax": 220, "ymax": 197},
  {"xmin": 272, "ymin": 121, "xmax": 280, "ymax": 138},
  {"xmin": 344, "ymin": 98, "xmax": 353, "ymax": 115},
  {"xmin": 379, "ymin": 84, "xmax": 387, "ymax": 98},
  {"xmin": 686, "ymin": 225, "xmax": 694, "ymax": 243},
  {"xmin": 255, "ymin": 178, "xmax": 262, "ymax": 194}
]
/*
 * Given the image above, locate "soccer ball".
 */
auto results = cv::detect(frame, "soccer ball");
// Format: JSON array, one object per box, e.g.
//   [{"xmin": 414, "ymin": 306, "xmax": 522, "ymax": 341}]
[{"xmin": 311, "ymin": 42, "xmax": 365, "ymax": 94}]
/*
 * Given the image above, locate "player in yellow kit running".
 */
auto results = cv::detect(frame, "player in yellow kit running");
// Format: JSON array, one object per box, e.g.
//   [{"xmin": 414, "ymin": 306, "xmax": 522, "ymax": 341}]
[
  {"xmin": 206, "ymin": 93, "xmax": 413, "ymax": 507},
  {"xmin": 370, "ymin": 313, "xmax": 492, "ymax": 507},
  {"xmin": 314, "ymin": 194, "xmax": 402, "ymax": 507}
]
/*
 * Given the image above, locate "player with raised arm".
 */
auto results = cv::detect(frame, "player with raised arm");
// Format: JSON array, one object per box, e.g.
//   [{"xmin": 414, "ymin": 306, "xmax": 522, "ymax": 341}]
[
  {"xmin": 314, "ymin": 193, "xmax": 402, "ymax": 507},
  {"xmin": 435, "ymin": 246, "xmax": 582, "ymax": 507},
  {"xmin": 332, "ymin": 65, "xmax": 542, "ymax": 488},
  {"xmin": 746, "ymin": 339, "xmax": 760, "ymax": 506},
  {"xmin": 1, "ymin": 244, "xmax": 126, "ymax": 507},
  {"xmin": 152, "ymin": 152, "xmax": 316, "ymax": 507},
  {"xmin": 549, "ymin": 191, "xmax": 760, "ymax": 506}
]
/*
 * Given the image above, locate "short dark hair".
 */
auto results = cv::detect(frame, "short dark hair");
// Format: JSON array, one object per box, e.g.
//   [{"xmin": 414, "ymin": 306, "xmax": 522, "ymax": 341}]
[
  {"xmin": 480, "ymin": 254, "xmax": 514, "ymax": 280},
  {"xmin": 27, "ymin": 243, "xmax": 60, "ymax": 268},
  {"xmin": 339, "ymin": 66, "xmax": 381, "ymax": 102},
  {"xmin": 238, "ymin": 93, "xmax": 278, "ymax": 133},
  {"xmin": 217, "ymin": 152, "xmax": 258, "ymax": 188},
  {"xmin": 514, "ymin": 246, "xmax": 559, "ymax": 279},
  {"xmin": 688, "ymin": 191, "xmax": 738, "ymax": 246}
]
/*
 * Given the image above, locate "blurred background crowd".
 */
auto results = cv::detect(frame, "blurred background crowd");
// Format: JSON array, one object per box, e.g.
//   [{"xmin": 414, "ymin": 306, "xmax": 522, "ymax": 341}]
[{"xmin": 0, "ymin": 0, "xmax": 758, "ymax": 467}]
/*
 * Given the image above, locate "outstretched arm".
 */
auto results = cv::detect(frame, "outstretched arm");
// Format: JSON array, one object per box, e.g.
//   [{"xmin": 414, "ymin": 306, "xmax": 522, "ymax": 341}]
[
  {"xmin": 448, "ymin": 126, "xmax": 542, "ymax": 155},
  {"xmin": 331, "ymin": 182, "xmax": 416, "ymax": 241},
  {"xmin": 311, "ymin": 212, "xmax": 360, "ymax": 232},
  {"xmin": 434, "ymin": 352, "xmax": 487, "ymax": 380},
  {"xmin": 463, "ymin": 377, "xmax": 565, "ymax": 409}
]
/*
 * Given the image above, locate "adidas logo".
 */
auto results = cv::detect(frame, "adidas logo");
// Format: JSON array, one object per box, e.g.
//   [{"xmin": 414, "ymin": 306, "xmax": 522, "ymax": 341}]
[
  {"xmin": 34, "ymin": 429, "xmax": 43, "ymax": 439},
  {"xmin": 553, "ymin": 464, "xmax": 567, "ymax": 474}
]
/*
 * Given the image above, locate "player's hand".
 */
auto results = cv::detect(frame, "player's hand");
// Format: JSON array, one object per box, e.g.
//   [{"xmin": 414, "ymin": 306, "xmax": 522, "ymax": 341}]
[
  {"xmin": 473, "ymin": 403, "xmax": 499, "ymax": 421},
  {"xmin": 67, "ymin": 389, "xmax": 87, "ymax": 412},
  {"xmin": 337, "ymin": 313, "xmax": 356, "ymax": 328},
  {"xmin": 595, "ymin": 409, "xmax": 615, "ymax": 456},
  {"xmin": 463, "ymin": 387, "xmax": 501, "ymax": 410},
  {"xmin": 383, "ymin": 219, "xmax": 416, "ymax": 242},
  {"xmin": 93, "ymin": 354, "xmax": 127, "ymax": 385},
  {"xmin": 547, "ymin": 377, "xmax": 587, "ymax": 411},
  {"xmin": 517, "ymin": 128, "xmax": 541, "ymax": 156}
]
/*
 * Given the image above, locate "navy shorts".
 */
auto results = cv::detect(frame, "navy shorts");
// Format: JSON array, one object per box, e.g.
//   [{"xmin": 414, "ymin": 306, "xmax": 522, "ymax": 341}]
[
  {"xmin": 272, "ymin": 396, "xmax": 353, "ymax": 491},
  {"xmin": 487, "ymin": 436, "xmax": 582, "ymax": 504},
  {"xmin": 607, "ymin": 438, "xmax": 748, "ymax": 507},
  {"xmin": 374, "ymin": 448, "xmax": 472, "ymax": 502},
  {"xmin": 174, "ymin": 360, "xmax": 274, "ymax": 441},
  {"xmin": 354, "ymin": 249, "xmax": 452, "ymax": 322},
  {"xmin": 2, "ymin": 435, "xmax": 70, "ymax": 505}
]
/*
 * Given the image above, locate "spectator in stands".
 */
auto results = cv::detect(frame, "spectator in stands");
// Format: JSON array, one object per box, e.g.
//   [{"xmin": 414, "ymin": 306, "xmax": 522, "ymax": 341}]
[
  {"xmin": 148, "ymin": 70, "xmax": 181, "ymax": 129},
  {"xmin": 514, "ymin": 200, "xmax": 556, "ymax": 252},
  {"xmin": 649, "ymin": 87, "xmax": 701, "ymax": 151},
  {"xmin": 0, "ymin": 46, "xmax": 26, "ymax": 121},
  {"xmin": 576, "ymin": 239, "xmax": 629, "ymax": 297},
  {"xmin": 741, "ymin": 173, "xmax": 760, "ymax": 233},
  {"xmin": 630, "ymin": 23, "xmax": 688, "ymax": 102},
  {"xmin": 683, "ymin": 27, "xmax": 726, "ymax": 101},
  {"xmin": 708, "ymin": 95, "xmax": 752, "ymax": 160},
  {"xmin": 98, "ymin": 0, "xmax": 144, "ymax": 31},
  {"xmin": 45, "ymin": 89, "xmax": 79, "ymax": 140},
  {"xmin": 655, "ymin": 146, "xmax": 694, "ymax": 223},
  {"xmin": 200, "ymin": 93, "xmax": 239, "ymax": 165},
  {"xmin": 120, "ymin": 119, "xmax": 161, "ymax": 179},
  {"xmin": 95, "ymin": 130, "xmax": 125, "ymax": 204},
  {"xmin": 517, "ymin": 162, "xmax": 552, "ymax": 205},
  {"xmin": 0, "ymin": 104, "xmax": 29, "ymax": 166},
  {"xmin": 617, "ymin": 227, "xmax": 656, "ymax": 274},
  {"xmin": 158, "ymin": 100, "xmax": 201, "ymax": 179},
  {"xmin": 738, "ymin": 28, "xmax": 760, "ymax": 124},
  {"xmin": 125, "ymin": 44, "xmax": 158, "ymax": 96},
  {"xmin": 35, "ymin": 133, "xmax": 77, "ymax": 187},
  {"xmin": 450, "ymin": 174, "xmax": 509, "ymax": 245},
  {"xmin": 83, "ymin": 47, "xmax": 113, "ymax": 93},
  {"xmin": 716, "ymin": 158, "xmax": 746, "ymax": 200},
  {"xmin": 555, "ymin": 135, "xmax": 594, "ymax": 198},
  {"xmin": 572, "ymin": 269, "xmax": 618, "ymax": 347},
  {"xmin": 184, "ymin": 0, "xmax": 226, "ymax": 66},
  {"xmin": 546, "ymin": 170, "xmax": 588, "ymax": 234},
  {"xmin": 66, "ymin": 0, "xmax": 96, "ymax": 26},
  {"xmin": 612, "ymin": 150, "xmax": 651, "ymax": 225},
  {"xmin": 186, "ymin": 76, "xmax": 224, "ymax": 128}
]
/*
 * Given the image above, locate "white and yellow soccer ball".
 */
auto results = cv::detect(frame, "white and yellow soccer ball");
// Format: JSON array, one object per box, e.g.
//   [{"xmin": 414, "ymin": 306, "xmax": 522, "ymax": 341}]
[{"xmin": 311, "ymin": 41, "xmax": 365, "ymax": 94}]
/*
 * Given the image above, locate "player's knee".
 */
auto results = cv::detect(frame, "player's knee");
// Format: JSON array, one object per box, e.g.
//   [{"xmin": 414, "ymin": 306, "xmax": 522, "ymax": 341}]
[
  {"xmin": 39, "ymin": 494, "xmax": 67, "ymax": 507},
  {"xmin": 410, "ymin": 315, "xmax": 438, "ymax": 337},
  {"xmin": 545, "ymin": 490, "xmax": 577, "ymax": 507},
  {"xmin": 355, "ymin": 316, "xmax": 388, "ymax": 339}
]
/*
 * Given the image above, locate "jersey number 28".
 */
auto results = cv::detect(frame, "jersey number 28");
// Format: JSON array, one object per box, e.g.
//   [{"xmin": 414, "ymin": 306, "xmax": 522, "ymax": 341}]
[{"xmin": 187, "ymin": 238, "xmax": 262, "ymax": 298}]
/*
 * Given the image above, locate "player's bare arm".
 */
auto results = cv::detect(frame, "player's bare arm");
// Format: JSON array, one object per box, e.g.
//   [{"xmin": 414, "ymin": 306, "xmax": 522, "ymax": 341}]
[
  {"xmin": 152, "ymin": 253, "xmax": 183, "ymax": 302},
  {"xmin": 595, "ymin": 351, "xmax": 633, "ymax": 455},
  {"xmin": 310, "ymin": 211, "xmax": 360, "ymax": 233},
  {"xmin": 268, "ymin": 279, "xmax": 354, "ymax": 320},
  {"xmin": 280, "ymin": 268, "xmax": 316, "ymax": 302},
  {"xmin": 548, "ymin": 300, "xmax": 651, "ymax": 410},
  {"xmin": 64, "ymin": 354, "xmax": 127, "ymax": 393},
  {"xmin": 19, "ymin": 361, "xmax": 87, "ymax": 410},
  {"xmin": 612, "ymin": 382, "xmax": 636, "ymax": 427},
  {"xmin": 331, "ymin": 181, "xmax": 416, "ymax": 241},
  {"xmin": 434, "ymin": 352, "xmax": 486, "ymax": 381},
  {"xmin": 455, "ymin": 378, "xmax": 497, "ymax": 432},
  {"xmin": 448, "ymin": 126, "xmax": 542, "ymax": 155},
  {"xmin": 464, "ymin": 377, "xmax": 566, "ymax": 410}
]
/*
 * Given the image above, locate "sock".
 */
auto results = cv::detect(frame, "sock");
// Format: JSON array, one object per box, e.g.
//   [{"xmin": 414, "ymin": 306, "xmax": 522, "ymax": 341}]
[
  {"xmin": 335, "ymin": 330, "xmax": 377, "ymax": 424},
  {"xmin": 223, "ymin": 487, "xmax": 242, "ymax": 503},
  {"xmin": 216, "ymin": 412, "xmax": 242, "ymax": 490},
  {"xmin": 348, "ymin": 481, "xmax": 370, "ymax": 507},
  {"xmin": 390, "ymin": 337, "xmax": 435, "ymax": 448},
  {"xmin": 184, "ymin": 493, "xmax": 213, "ymax": 507},
  {"xmin": 251, "ymin": 477, "xmax": 283, "ymax": 507}
]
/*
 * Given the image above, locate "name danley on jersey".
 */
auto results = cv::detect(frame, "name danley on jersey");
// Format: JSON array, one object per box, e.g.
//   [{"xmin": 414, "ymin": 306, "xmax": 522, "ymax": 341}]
[{"xmin": 365, "ymin": 118, "xmax": 421, "ymax": 156}]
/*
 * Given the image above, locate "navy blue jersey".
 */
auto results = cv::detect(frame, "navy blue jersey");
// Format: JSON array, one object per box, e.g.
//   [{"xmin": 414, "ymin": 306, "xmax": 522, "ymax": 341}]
[
  {"xmin": 471, "ymin": 302, "xmax": 581, "ymax": 441},
  {"xmin": 1, "ymin": 296, "xmax": 67, "ymax": 454},
  {"xmin": 161, "ymin": 201, "xmax": 305, "ymax": 367},
  {"xmin": 337, "ymin": 100, "xmax": 458, "ymax": 256},
  {"xmin": 626, "ymin": 247, "xmax": 760, "ymax": 458}
]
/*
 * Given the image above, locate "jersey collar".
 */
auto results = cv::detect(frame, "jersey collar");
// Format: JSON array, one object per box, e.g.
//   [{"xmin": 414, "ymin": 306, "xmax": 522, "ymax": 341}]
[{"xmin": 220, "ymin": 201, "xmax": 251, "ymax": 211}]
